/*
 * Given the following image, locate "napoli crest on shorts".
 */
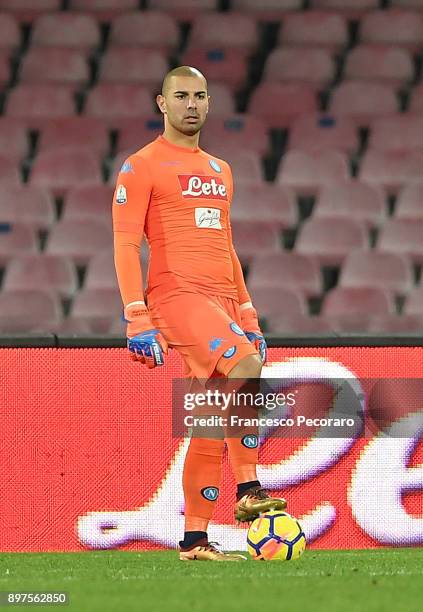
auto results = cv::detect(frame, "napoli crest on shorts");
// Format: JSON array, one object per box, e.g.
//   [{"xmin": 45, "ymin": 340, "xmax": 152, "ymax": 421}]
[
  {"xmin": 230, "ymin": 322, "xmax": 244, "ymax": 336},
  {"xmin": 201, "ymin": 486, "xmax": 219, "ymax": 501},
  {"xmin": 223, "ymin": 346, "xmax": 237, "ymax": 358},
  {"xmin": 209, "ymin": 159, "xmax": 222, "ymax": 173},
  {"xmin": 241, "ymin": 434, "xmax": 258, "ymax": 449}
]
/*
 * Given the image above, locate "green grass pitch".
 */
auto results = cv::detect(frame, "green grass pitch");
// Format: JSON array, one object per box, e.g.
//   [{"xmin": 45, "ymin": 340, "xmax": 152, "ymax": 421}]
[{"xmin": 1, "ymin": 549, "xmax": 422, "ymax": 612}]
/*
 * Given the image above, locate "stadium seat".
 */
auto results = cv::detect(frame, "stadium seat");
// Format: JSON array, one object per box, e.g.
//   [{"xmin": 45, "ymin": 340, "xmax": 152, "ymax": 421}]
[
  {"xmin": 57, "ymin": 317, "xmax": 93, "ymax": 334},
  {"xmin": 63, "ymin": 184, "xmax": 113, "ymax": 221},
  {"xmin": 248, "ymin": 252, "xmax": 321, "ymax": 297},
  {"xmin": 97, "ymin": 48, "xmax": 167, "ymax": 89},
  {"xmin": 369, "ymin": 115, "xmax": 423, "ymax": 153},
  {"xmin": 277, "ymin": 149, "xmax": 349, "ymax": 195},
  {"xmin": 0, "ymin": 155, "xmax": 20, "ymax": 183},
  {"xmin": 329, "ymin": 82, "xmax": 398, "ymax": 126},
  {"xmin": 391, "ymin": 0, "xmax": 423, "ymax": 7},
  {"xmin": 288, "ymin": 115, "xmax": 358, "ymax": 154},
  {"xmin": 148, "ymin": 0, "xmax": 216, "ymax": 22},
  {"xmin": 314, "ymin": 181, "xmax": 386, "ymax": 228},
  {"xmin": 0, "ymin": 13, "xmax": 20, "ymax": 51},
  {"xmin": 311, "ymin": 0, "xmax": 379, "ymax": 20},
  {"xmin": 20, "ymin": 48, "xmax": 89, "ymax": 85},
  {"xmin": 5, "ymin": 85, "xmax": 76, "ymax": 125},
  {"xmin": 188, "ymin": 13, "xmax": 258, "ymax": 54},
  {"xmin": 249, "ymin": 83, "xmax": 317, "ymax": 128},
  {"xmin": 69, "ymin": 0, "xmax": 139, "ymax": 21},
  {"xmin": 191, "ymin": 115, "xmax": 269, "ymax": 155},
  {"xmin": 396, "ymin": 182, "xmax": 423, "ymax": 220},
  {"xmin": 109, "ymin": 12, "xmax": 179, "ymax": 53},
  {"xmin": 0, "ymin": 0, "xmax": 61, "ymax": 23},
  {"xmin": 376, "ymin": 218, "xmax": 423, "ymax": 264},
  {"xmin": 203, "ymin": 82, "xmax": 235, "ymax": 115},
  {"xmin": 180, "ymin": 48, "xmax": 248, "ymax": 91},
  {"xmin": 231, "ymin": 220, "xmax": 281, "ymax": 265},
  {"xmin": 369, "ymin": 314, "xmax": 423, "ymax": 333},
  {"xmin": 278, "ymin": 12, "xmax": 348, "ymax": 52},
  {"xmin": 0, "ymin": 118, "xmax": 28, "ymax": 161},
  {"xmin": 0, "ymin": 289, "xmax": 62, "ymax": 333},
  {"xmin": 83, "ymin": 84, "xmax": 155, "ymax": 124},
  {"xmin": 0, "ymin": 222, "xmax": 38, "ymax": 266},
  {"xmin": 3, "ymin": 254, "xmax": 77, "ymax": 298},
  {"xmin": 46, "ymin": 219, "xmax": 112, "ymax": 265},
  {"xmin": 83, "ymin": 250, "xmax": 118, "ymax": 291},
  {"xmin": 295, "ymin": 217, "xmax": 368, "ymax": 266},
  {"xmin": 358, "ymin": 150, "xmax": 423, "ymax": 195},
  {"xmin": 108, "ymin": 317, "xmax": 126, "ymax": 334},
  {"xmin": 322, "ymin": 287, "xmax": 393, "ymax": 332},
  {"xmin": 0, "ymin": 53, "xmax": 10, "ymax": 87},
  {"xmin": 31, "ymin": 14, "xmax": 100, "ymax": 50},
  {"xmin": 266, "ymin": 313, "xmax": 334, "ymax": 334},
  {"xmin": 0, "ymin": 184, "xmax": 55, "ymax": 230},
  {"xmin": 230, "ymin": 182, "xmax": 297, "ymax": 229},
  {"xmin": 404, "ymin": 286, "xmax": 423, "ymax": 314},
  {"xmin": 360, "ymin": 10, "xmax": 423, "ymax": 51},
  {"xmin": 30, "ymin": 150, "xmax": 102, "ymax": 197},
  {"xmin": 339, "ymin": 251, "xmax": 413, "ymax": 295},
  {"xmin": 116, "ymin": 116, "xmax": 163, "ymax": 151},
  {"xmin": 210, "ymin": 149, "xmax": 263, "ymax": 182},
  {"xmin": 70, "ymin": 288, "xmax": 123, "ymax": 333},
  {"xmin": 249, "ymin": 286, "xmax": 306, "ymax": 319},
  {"xmin": 263, "ymin": 48, "xmax": 334, "ymax": 88},
  {"xmin": 38, "ymin": 117, "xmax": 110, "ymax": 156},
  {"xmin": 231, "ymin": 0, "xmax": 303, "ymax": 21},
  {"xmin": 406, "ymin": 84, "xmax": 423, "ymax": 113},
  {"xmin": 343, "ymin": 46, "xmax": 414, "ymax": 87}
]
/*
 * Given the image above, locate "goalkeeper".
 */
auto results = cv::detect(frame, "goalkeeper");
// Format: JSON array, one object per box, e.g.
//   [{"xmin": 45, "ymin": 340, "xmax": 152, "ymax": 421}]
[{"xmin": 113, "ymin": 66, "xmax": 286, "ymax": 561}]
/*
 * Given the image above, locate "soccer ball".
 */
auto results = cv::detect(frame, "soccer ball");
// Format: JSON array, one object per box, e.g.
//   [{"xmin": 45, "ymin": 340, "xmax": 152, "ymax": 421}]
[{"xmin": 247, "ymin": 510, "xmax": 306, "ymax": 561}]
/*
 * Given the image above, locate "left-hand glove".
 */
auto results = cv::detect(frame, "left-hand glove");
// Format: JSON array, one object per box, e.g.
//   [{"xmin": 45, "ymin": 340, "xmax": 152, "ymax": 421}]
[{"xmin": 240, "ymin": 304, "xmax": 267, "ymax": 364}]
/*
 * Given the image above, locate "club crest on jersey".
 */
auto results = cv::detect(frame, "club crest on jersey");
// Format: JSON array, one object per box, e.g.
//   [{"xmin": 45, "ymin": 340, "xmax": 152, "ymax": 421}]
[
  {"xmin": 115, "ymin": 184, "xmax": 127, "ymax": 205},
  {"xmin": 178, "ymin": 175, "xmax": 227, "ymax": 200},
  {"xmin": 209, "ymin": 159, "xmax": 221, "ymax": 173}
]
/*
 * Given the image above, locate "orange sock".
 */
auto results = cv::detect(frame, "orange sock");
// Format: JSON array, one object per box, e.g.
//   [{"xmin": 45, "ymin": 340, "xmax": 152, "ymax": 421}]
[
  {"xmin": 182, "ymin": 437, "xmax": 225, "ymax": 532},
  {"xmin": 226, "ymin": 435, "xmax": 259, "ymax": 484}
]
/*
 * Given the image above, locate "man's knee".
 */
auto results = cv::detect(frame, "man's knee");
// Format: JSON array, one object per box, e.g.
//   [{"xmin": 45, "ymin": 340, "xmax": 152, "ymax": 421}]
[{"xmin": 227, "ymin": 354, "xmax": 262, "ymax": 379}]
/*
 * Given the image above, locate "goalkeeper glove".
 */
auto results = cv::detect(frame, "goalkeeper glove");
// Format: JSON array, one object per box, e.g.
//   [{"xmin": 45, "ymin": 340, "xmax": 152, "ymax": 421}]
[
  {"xmin": 125, "ymin": 301, "xmax": 168, "ymax": 368},
  {"xmin": 240, "ymin": 303, "xmax": 267, "ymax": 364}
]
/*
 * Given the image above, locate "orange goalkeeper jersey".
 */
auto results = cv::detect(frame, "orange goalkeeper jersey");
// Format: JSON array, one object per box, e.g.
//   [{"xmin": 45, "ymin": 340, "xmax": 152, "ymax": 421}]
[{"xmin": 112, "ymin": 135, "xmax": 250, "ymax": 307}]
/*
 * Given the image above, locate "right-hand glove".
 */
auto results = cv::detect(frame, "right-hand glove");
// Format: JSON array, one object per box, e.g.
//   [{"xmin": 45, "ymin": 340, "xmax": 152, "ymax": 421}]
[{"xmin": 124, "ymin": 301, "xmax": 168, "ymax": 368}]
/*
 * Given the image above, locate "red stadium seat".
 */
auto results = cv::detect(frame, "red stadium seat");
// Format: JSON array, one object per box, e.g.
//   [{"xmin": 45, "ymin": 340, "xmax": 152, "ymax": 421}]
[
  {"xmin": 20, "ymin": 48, "xmax": 89, "ymax": 85},
  {"xmin": 57, "ymin": 317, "xmax": 93, "ymax": 334},
  {"xmin": 311, "ymin": 0, "xmax": 379, "ymax": 19},
  {"xmin": 0, "ymin": 155, "xmax": 21, "ymax": 183},
  {"xmin": 0, "ymin": 53, "xmax": 11, "ymax": 87},
  {"xmin": 406, "ymin": 85, "xmax": 423, "ymax": 113},
  {"xmin": 110, "ymin": 12, "xmax": 179, "ymax": 53},
  {"xmin": 230, "ymin": 182, "xmax": 297, "ymax": 229},
  {"xmin": 31, "ymin": 14, "xmax": 100, "ymax": 50},
  {"xmin": 249, "ymin": 83, "xmax": 317, "ymax": 128},
  {"xmin": 277, "ymin": 149, "xmax": 349, "ymax": 195},
  {"xmin": 278, "ymin": 12, "xmax": 348, "ymax": 52},
  {"xmin": 396, "ymin": 182, "xmax": 423, "ymax": 220},
  {"xmin": 69, "ymin": 0, "xmax": 139, "ymax": 21},
  {"xmin": 209, "ymin": 149, "xmax": 263, "ymax": 182},
  {"xmin": 231, "ymin": 220, "xmax": 281, "ymax": 265},
  {"xmin": 0, "ymin": 13, "xmax": 20, "ymax": 51},
  {"xmin": 116, "ymin": 116, "xmax": 163, "ymax": 151},
  {"xmin": 98, "ymin": 48, "xmax": 168, "ymax": 89},
  {"xmin": 404, "ymin": 286, "xmax": 423, "ymax": 315},
  {"xmin": 231, "ymin": 0, "xmax": 302, "ymax": 20},
  {"xmin": 84, "ymin": 84, "xmax": 155, "ymax": 124},
  {"xmin": 322, "ymin": 287, "xmax": 393, "ymax": 332},
  {"xmin": 63, "ymin": 184, "xmax": 113, "ymax": 221},
  {"xmin": 0, "ymin": 118, "xmax": 28, "ymax": 161},
  {"xmin": 0, "ymin": 222, "xmax": 38, "ymax": 265},
  {"xmin": 344, "ymin": 46, "xmax": 414, "ymax": 87},
  {"xmin": 369, "ymin": 314, "xmax": 423, "ymax": 333},
  {"xmin": 29, "ymin": 150, "xmax": 102, "ymax": 197},
  {"xmin": 0, "ymin": 184, "xmax": 55, "ymax": 230},
  {"xmin": 263, "ymin": 48, "xmax": 334, "ymax": 88},
  {"xmin": 376, "ymin": 218, "xmax": 423, "ymax": 264},
  {"xmin": 288, "ymin": 115, "xmax": 358, "ymax": 154},
  {"xmin": 0, "ymin": 289, "xmax": 62, "ymax": 333},
  {"xmin": 314, "ymin": 181, "xmax": 386, "ymax": 228},
  {"xmin": 0, "ymin": 0, "xmax": 61, "ymax": 23},
  {"xmin": 148, "ymin": 0, "xmax": 216, "ymax": 22},
  {"xmin": 295, "ymin": 217, "xmax": 368, "ymax": 266},
  {"xmin": 266, "ymin": 313, "xmax": 333, "ymax": 334},
  {"xmin": 249, "ymin": 286, "xmax": 306, "ymax": 319},
  {"xmin": 5, "ymin": 85, "xmax": 76, "ymax": 126},
  {"xmin": 391, "ymin": 0, "xmax": 423, "ymax": 7},
  {"xmin": 248, "ymin": 252, "xmax": 321, "ymax": 297},
  {"xmin": 38, "ymin": 118, "xmax": 110, "ymax": 156},
  {"xmin": 84, "ymin": 243, "xmax": 149, "ymax": 291},
  {"xmin": 70, "ymin": 288, "xmax": 123, "ymax": 333},
  {"xmin": 46, "ymin": 219, "xmax": 112, "ymax": 265},
  {"xmin": 358, "ymin": 150, "xmax": 423, "ymax": 195},
  {"xmin": 3, "ymin": 254, "xmax": 77, "ymax": 298},
  {"xmin": 188, "ymin": 13, "xmax": 258, "ymax": 54},
  {"xmin": 329, "ymin": 82, "xmax": 398, "ymax": 126},
  {"xmin": 108, "ymin": 317, "xmax": 126, "ymax": 334},
  {"xmin": 180, "ymin": 48, "xmax": 248, "ymax": 91},
  {"xmin": 369, "ymin": 115, "xmax": 423, "ymax": 153},
  {"xmin": 204, "ymin": 82, "xmax": 235, "ymax": 115},
  {"xmin": 360, "ymin": 10, "xmax": 423, "ymax": 52},
  {"xmin": 339, "ymin": 251, "xmax": 413, "ymax": 295},
  {"xmin": 201, "ymin": 115, "xmax": 268, "ymax": 156}
]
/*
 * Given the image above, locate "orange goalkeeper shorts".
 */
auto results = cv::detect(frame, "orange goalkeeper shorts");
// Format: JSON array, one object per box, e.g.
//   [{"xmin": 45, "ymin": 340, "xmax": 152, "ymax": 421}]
[{"xmin": 149, "ymin": 290, "xmax": 257, "ymax": 379}]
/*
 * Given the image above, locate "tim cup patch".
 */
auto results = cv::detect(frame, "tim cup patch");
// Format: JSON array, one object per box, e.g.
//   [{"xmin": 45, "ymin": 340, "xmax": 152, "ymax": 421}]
[
  {"xmin": 201, "ymin": 486, "xmax": 219, "ymax": 501},
  {"xmin": 115, "ymin": 184, "xmax": 127, "ymax": 205},
  {"xmin": 223, "ymin": 346, "xmax": 237, "ymax": 359},
  {"xmin": 230, "ymin": 322, "xmax": 244, "ymax": 336},
  {"xmin": 241, "ymin": 434, "xmax": 258, "ymax": 449}
]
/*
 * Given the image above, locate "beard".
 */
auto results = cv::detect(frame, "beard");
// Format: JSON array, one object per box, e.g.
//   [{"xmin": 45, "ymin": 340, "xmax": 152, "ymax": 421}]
[{"xmin": 168, "ymin": 114, "xmax": 206, "ymax": 136}]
